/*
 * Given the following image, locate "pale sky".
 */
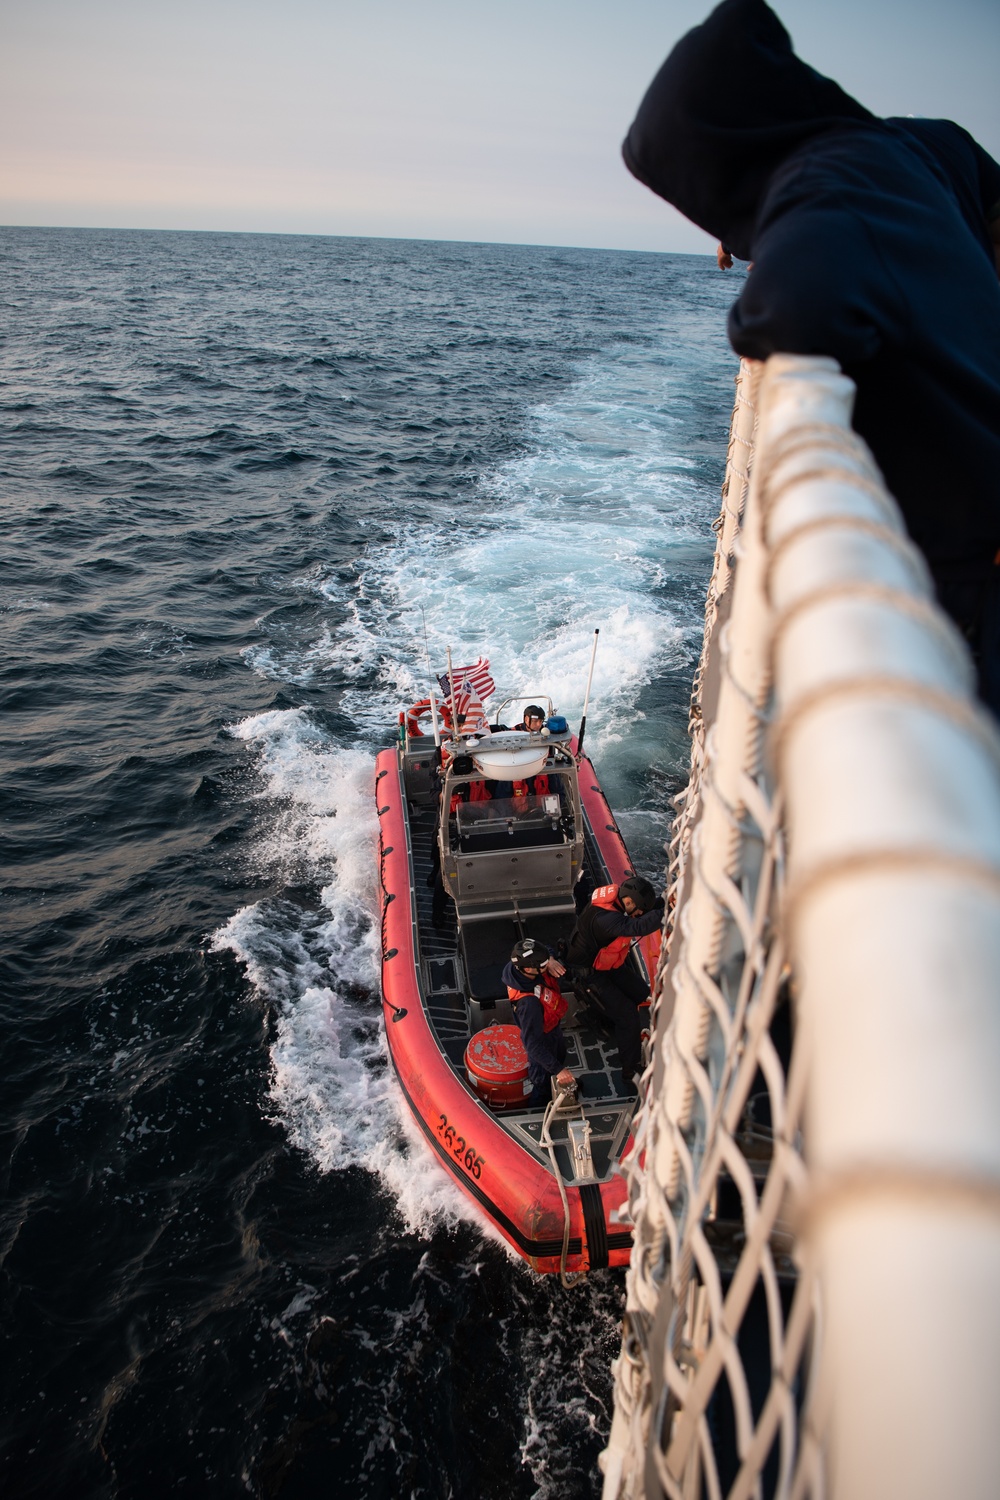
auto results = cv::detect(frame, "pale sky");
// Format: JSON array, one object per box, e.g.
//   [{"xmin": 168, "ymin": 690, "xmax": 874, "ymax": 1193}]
[{"xmin": 1, "ymin": 0, "xmax": 997, "ymax": 252}]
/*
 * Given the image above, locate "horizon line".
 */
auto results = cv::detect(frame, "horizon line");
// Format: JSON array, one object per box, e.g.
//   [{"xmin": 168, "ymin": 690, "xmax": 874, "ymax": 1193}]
[{"xmin": 0, "ymin": 219, "xmax": 710, "ymax": 259}]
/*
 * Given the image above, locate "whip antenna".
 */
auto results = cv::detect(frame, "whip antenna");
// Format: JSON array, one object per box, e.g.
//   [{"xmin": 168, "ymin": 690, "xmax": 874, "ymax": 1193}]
[{"xmin": 577, "ymin": 628, "xmax": 600, "ymax": 758}]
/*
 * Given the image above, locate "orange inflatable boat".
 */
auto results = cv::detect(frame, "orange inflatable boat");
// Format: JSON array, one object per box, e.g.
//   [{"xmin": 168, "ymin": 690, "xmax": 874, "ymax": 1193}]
[{"xmin": 376, "ymin": 690, "xmax": 658, "ymax": 1280}]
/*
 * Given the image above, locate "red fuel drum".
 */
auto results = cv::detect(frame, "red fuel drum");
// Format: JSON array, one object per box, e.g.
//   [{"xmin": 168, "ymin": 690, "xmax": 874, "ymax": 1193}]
[
  {"xmin": 376, "ymin": 747, "xmax": 632, "ymax": 1275},
  {"xmin": 465, "ymin": 1025, "xmax": 531, "ymax": 1106}
]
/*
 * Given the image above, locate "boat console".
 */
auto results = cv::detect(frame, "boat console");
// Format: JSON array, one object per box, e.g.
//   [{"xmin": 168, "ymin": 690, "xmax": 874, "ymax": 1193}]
[{"xmin": 436, "ymin": 731, "xmax": 584, "ymax": 915}]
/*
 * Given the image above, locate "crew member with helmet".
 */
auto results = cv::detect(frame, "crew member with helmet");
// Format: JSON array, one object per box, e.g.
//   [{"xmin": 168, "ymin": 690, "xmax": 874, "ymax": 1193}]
[
  {"xmin": 515, "ymin": 705, "xmax": 547, "ymax": 734},
  {"xmin": 502, "ymin": 938, "xmax": 575, "ymax": 1107},
  {"xmin": 565, "ymin": 874, "xmax": 665, "ymax": 1095},
  {"xmin": 511, "ymin": 704, "xmax": 556, "ymax": 798},
  {"xmin": 491, "ymin": 705, "xmax": 553, "ymax": 799}
]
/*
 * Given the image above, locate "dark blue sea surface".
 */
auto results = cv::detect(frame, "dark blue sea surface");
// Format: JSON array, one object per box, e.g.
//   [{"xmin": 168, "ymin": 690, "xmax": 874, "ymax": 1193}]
[{"xmin": 0, "ymin": 226, "xmax": 738, "ymax": 1498}]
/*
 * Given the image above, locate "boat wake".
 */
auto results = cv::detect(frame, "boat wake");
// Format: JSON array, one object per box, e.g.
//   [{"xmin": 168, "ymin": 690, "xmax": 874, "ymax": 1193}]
[
  {"xmin": 210, "ymin": 706, "xmax": 494, "ymax": 1241},
  {"xmin": 245, "ymin": 346, "xmax": 703, "ymax": 756}
]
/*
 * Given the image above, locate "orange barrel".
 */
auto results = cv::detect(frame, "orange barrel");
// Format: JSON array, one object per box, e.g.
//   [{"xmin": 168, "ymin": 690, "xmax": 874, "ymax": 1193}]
[{"xmin": 464, "ymin": 1024, "xmax": 531, "ymax": 1107}]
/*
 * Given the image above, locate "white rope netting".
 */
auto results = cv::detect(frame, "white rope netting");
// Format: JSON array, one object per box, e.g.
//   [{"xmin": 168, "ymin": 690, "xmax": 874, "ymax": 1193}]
[{"xmin": 601, "ymin": 354, "xmax": 1000, "ymax": 1500}]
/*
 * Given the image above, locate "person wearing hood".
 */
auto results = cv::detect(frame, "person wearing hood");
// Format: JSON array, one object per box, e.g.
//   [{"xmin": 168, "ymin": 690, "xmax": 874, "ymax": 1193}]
[{"xmin": 623, "ymin": 0, "xmax": 1000, "ymax": 713}]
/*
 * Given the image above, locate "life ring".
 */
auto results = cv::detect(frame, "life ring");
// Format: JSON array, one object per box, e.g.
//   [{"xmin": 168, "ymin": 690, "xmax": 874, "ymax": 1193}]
[{"xmin": 405, "ymin": 699, "xmax": 435, "ymax": 738}]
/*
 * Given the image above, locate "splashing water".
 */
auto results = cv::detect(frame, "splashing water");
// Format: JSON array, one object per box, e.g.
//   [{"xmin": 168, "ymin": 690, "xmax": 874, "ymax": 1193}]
[{"xmin": 210, "ymin": 707, "xmax": 495, "ymax": 1242}]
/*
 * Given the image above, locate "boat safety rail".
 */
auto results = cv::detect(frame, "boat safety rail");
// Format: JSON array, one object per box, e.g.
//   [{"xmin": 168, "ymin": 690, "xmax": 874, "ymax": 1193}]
[{"xmin": 601, "ymin": 354, "xmax": 1000, "ymax": 1500}]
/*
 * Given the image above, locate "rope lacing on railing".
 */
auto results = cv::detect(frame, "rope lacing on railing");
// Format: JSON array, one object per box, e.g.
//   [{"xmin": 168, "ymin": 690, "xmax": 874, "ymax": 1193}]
[
  {"xmin": 601, "ymin": 360, "xmax": 820, "ymax": 1500},
  {"xmin": 603, "ymin": 354, "xmax": 1000, "ymax": 1500}
]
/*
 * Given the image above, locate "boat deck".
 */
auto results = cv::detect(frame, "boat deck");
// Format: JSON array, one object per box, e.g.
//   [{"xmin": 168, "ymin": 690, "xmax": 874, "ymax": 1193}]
[{"xmin": 408, "ymin": 805, "xmax": 636, "ymax": 1108}]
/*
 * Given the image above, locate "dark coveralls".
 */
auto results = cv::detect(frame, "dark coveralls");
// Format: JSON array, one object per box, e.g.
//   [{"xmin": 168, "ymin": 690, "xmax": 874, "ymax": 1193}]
[
  {"xmin": 502, "ymin": 959, "xmax": 568, "ymax": 1108},
  {"xmin": 565, "ymin": 898, "xmax": 664, "ymax": 1086},
  {"xmin": 622, "ymin": 0, "xmax": 1000, "ymax": 714}
]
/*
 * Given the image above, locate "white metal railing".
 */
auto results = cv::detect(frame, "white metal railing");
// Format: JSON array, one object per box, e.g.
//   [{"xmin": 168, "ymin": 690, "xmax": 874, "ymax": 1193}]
[{"xmin": 602, "ymin": 354, "xmax": 1000, "ymax": 1499}]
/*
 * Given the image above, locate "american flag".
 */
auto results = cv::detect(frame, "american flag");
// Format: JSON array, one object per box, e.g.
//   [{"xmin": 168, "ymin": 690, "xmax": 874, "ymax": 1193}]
[
  {"xmin": 437, "ymin": 656, "xmax": 495, "ymax": 704},
  {"xmin": 442, "ymin": 683, "xmax": 489, "ymax": 736}
]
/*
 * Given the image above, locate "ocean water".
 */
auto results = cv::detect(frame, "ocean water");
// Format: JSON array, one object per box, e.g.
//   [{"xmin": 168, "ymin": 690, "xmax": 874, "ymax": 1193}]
[{"xmin": 0, "ymin": 226, "xmax": 738, "ymax": 1498}]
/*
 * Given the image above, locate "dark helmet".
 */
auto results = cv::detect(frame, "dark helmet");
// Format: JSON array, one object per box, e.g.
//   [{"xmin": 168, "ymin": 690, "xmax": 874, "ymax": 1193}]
[
  {"xmin": 452, "ymin": 754, "xmax": 475, "ymax": 775},
  {"xmin": 523, "ymin": 705, "xmax": 546, "ymax": 726},
  {"xmin": 619, "ymin": 874, "xmax": 658, "ymax": 914},
  {"xmin": 511, "ymin": 937, "xmax": 548, "ymax": 970}
]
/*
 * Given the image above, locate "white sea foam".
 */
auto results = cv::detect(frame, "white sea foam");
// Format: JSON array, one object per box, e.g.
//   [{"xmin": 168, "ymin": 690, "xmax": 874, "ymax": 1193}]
[
  {"xmin": 516, "ymin": 1272, "xmax": 625, "ymax": 1498},
  {"xmin": 136, "ymin": 622, "xmax": 190, "ymax": 658},
  {"xmin": 213, "ymin": 892, "xmax": 492, "ymax": 1240},
  {"xmin": 0, "ymin": 596, "xmax": 55, "ymax": 613},
  {"xmin": 212, "ymin": 707, "xmax": 485, "ymax": 1237},
  {"xmin": 246, "ymin": 345, "xmax": 712, "ymax": 754},
  {"xmin": 242, "ymin": 625, "xmax": 335, "ymax": 685}
]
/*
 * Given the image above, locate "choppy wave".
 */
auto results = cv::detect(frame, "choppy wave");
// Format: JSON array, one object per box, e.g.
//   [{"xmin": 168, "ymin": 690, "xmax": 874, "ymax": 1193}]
[{"xmin": 209, "ymin": 710, "xmax": 490, "ymax": 1241}]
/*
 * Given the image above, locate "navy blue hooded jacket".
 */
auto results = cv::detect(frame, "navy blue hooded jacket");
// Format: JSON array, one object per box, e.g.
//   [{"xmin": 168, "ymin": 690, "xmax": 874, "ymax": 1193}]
[
  {"xmin": 501, "ymin": 959, "xmax": 566, "ymax": 1077},
  {"xmin": 623, "ymin": 0, "xmax": 1000, "ymax": 659}
]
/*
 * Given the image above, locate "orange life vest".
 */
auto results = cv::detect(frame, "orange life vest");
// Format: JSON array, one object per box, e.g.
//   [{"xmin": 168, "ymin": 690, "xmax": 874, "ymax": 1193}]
[
  {"xmin": 589, "ymin": 884, "xmax": 634, "ymax": 971},
  {"xmin": 507, "ymin": 974, "xmax": 568, "ymax": 1033},
  {"xmin": 449, "ymin": 780, "xmax": 491, "ymax": 815},
  {"xmin": 512, "ymin": 773, "xmax": 550, "ymax": 798},
  {"xmin": 638, "ymin": 928, "xmax": 662, "ymax": 983}
]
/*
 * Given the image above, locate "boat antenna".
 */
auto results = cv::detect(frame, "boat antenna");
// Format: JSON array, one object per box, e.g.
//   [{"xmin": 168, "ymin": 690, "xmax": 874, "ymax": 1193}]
[
  {"xmin": 577, "ymin": 628, "xmax": 600, "ymax": 758},
  {"xmin": 419, "ymin": 606, "xmax": 442, "ymax": 747}
]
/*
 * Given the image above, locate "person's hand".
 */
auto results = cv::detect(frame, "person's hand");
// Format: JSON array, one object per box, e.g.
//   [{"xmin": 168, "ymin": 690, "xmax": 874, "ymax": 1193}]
[
  {"xmin": 555, "ymin": 1068, "xmax": 575, "ymax": 1088},
  {"xmin": 716, "ymin": 243, "xmax": 733, "ymax": 270},
  {"xmin": 543, "ymin": 956, "xmax": 566, "ymax": 978}
]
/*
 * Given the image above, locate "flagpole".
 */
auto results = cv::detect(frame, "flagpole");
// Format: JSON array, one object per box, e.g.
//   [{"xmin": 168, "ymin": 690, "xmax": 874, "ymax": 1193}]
[
  {"xmin": 577, "ymin": 628, "xmax": 600, "ymax": 758},
  {"xmin": 417, "ymin": 605, "xmax": 443, "ymax": 747},
  {"xmin": 446, "ymin": 646, "xmax": 459, "ymax": 742}
]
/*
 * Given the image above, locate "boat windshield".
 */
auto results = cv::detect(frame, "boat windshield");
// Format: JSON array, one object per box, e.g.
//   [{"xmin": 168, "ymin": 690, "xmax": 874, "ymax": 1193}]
[{"xmin": 455, "ymin": 792, "xmax": 568, "ymax": 850}]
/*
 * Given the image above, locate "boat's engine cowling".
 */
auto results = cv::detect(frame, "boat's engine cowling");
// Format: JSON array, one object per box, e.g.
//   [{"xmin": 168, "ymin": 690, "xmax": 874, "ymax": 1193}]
[{"xmin": 464, "ymin": 1025, "xmax": 532, "ymax": 1107}]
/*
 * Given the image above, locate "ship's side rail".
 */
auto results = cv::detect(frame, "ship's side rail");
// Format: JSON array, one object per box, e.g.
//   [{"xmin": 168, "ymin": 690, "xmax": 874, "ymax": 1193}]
[{"xmin": 602, "ymin": 355, "xmax": 1000, "ymax": 1500}]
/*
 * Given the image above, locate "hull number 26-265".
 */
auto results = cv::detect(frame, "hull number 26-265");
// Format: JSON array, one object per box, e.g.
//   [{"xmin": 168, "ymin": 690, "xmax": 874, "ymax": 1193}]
[{"xmin": 437, "ymin": 1114, "xmax": 485, "ymax": 1179}]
